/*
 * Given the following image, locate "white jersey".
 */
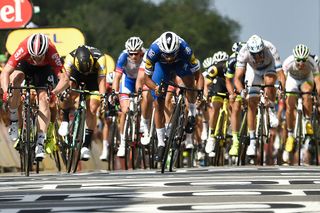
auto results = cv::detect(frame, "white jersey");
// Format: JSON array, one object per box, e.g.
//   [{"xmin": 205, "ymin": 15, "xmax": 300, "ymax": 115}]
[
  {"xmin": 283, "ymin": 55, "xmax": 319, "ymax": 80},
  {"xmin": 236, "ymin": 40, "xmax": 282, "ymax": 73}
]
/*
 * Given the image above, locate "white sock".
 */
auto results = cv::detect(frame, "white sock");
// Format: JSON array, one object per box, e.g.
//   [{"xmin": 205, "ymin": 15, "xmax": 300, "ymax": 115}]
[
  {"xmin": 120, "ymin": 134, "xmax": 125, "ymax": 146},
  {"xmin": 9, "ymin": 108, "xmax": 18, "ymax": 121},
  {"xmin": 188, "ymin": 103, "xmax": 197, "ymax": 117},
  {"xmin": 156, "ymin": 128, "xmax": 166, "ymax": 147},
  {"xmin": 249, "ymin": 130, "xmax": 255, "ymax": 140},
  {"xmin": 103, "ymin": 140, "xmax": 109, "ymax": 148},
  {"xmin": 37, "ymin": 132, "xmax": 46, "ymax": 145},
  {"xmin": 186, "ymin": 133, "xmax": 193, "ymax": 143}
]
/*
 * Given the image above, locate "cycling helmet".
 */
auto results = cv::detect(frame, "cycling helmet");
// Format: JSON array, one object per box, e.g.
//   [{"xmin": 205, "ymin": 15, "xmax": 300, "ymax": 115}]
[
  {"xmin": 202, "ymin": 57, "xmax": 215, "ymax": 69},
  {"xmin": 314, "ymin": 55, "xmax": 320, "ymax": 65},
  {"xmin": 232, "ymin": 41, "xmax": 246, "ymax": 53},
  {"xmin": 293, "ymin": 44, "xmax": 310, "ymax": 60},
  {"xmin": 158, "ymin": 31, "xmax": 180, "ymax": 54},
  {"xmin": 213, "ymin": 51, "xmax": 229, "ymax": 63},
  {"xmin": 27, "ymin": 33, "xmax": 49, "ymax": 57},
  {"xmin": 125, "ymin": 36, "xmax": 143, "ymax": 53},
  {"xmin": 247, "ymin": 35, "xmax": 264, "ymax": 53},
  {"xmin": 74, "ymin": 45, "xmax": 94, "ymax": 74}
]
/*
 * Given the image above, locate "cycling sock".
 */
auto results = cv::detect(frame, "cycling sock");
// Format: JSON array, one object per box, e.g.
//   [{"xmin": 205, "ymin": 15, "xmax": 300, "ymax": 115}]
[
  {"xmin": 287, "ymin": 130, "xmax": 293, "ymax": 137},
  {"xmin": 9, "ymin": 108, "xmax": 18, "ymax": 121},
  {"xmin": 165, "ymin": 123, "xmax": 172, "ymax": 135},
  {"xmin": 249, "ymin": 130, "xmax": 255, "ymax": 140},
  {"xmin": 83, "ymin": 129, "xmax": 94, "ymax": 148},
  {"xmin": 120, "ymin": 134, "xmax": 125, "ymax": 146},
  {"xmin": 156, "ymin": 128, "xmax": 165, "ymax": 147},
  {"xmin": 188, "ymin": 103, "xmax": 197, "ymax": 117},
  {"xmin": 37, "ymin": 132, "xmax": 46, "ymax": 145},
  {"xmin": 232, "ymin": 131, "xmax": 238, "ymax": 142},
  {"xmin": 103, "ymin": 140, "xmax": 109, "ymax": 148},
  {"xmin": 141, "ymin": 116, "xmax": 150, "ymax": 133},
  {"xmin": 62, "ymin": 109, "xmax": 70, "ymax": 122}
]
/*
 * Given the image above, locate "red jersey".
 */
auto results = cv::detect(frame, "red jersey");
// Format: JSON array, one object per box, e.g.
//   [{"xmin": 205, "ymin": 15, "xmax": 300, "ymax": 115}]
[{"xmin": 7, "ymin": 35, "xmax": 63, "ymax": 76}]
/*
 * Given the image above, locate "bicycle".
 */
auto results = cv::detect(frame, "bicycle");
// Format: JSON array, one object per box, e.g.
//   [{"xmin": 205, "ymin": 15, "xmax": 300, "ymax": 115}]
[
  {"xmin": 285, "ymin": 90, "xmax": 315, "ymax": 165},
  {"xmin": 104, "ymin": 91, "xmax": 120, "ymax": 171},
  {"xmin": 122, "ymin": 89, "xmax": 148, "ymax": 170},
  {"xmin": 8, "ymin": 80, "xmax": 49, "ymax": 176},
  {"xmin": 209, "ymin": 92, "xmax": 231, "ymax": 166},
  {"xmin": 310, "ymin": 93, "xmax": 320, "ymax": 165},
  {"xmin": 160, "ymin": 81, "xmax": 200, "ymax": 173},
  {"xmin": 64, "ymin": 82, "xmax": 104, "ymax": 173}
]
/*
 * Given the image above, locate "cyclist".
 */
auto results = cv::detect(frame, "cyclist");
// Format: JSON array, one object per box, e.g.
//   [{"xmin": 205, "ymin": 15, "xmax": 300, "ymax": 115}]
[
  {"xmin": 112, "ymin": 36, "xmax": 146, "ymax": 157},
  {"xmin": 204, "ymin": 51, "xmax": 229, "ymax": 155},
  {"xmin": 58, "ymin": 45, "xmax": 107, "ymax": 160},
  {"xmin": 1, "ymin": 33, "xmax": 68, "ymax": 160},
  {"xmin": 144, "ymin": 31, "xmax": 202, "ymax": 162},
  {"xmin": 234, "ymin": 34, "xmax": 286, "ymax": 156},
  {"xmin": 282, "ymin": 44, "xmax": 320, "ymax": 155},
  {"xmin": 227, "ymin": 42, "xmax": 246, "ymax": 156}
]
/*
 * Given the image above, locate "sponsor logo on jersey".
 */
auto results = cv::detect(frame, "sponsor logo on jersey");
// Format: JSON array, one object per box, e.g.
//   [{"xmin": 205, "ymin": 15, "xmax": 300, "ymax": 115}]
[
  {"xmin": 147, "ymin": 49, "xmax": 155, "ymax": 59},
  {"xmin": 14, "ymin": 47, "xmax": 24, "ymax": 60}
]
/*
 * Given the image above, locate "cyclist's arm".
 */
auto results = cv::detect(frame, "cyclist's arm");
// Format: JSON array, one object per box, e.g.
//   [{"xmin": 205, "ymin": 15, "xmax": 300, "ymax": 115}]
[
  {"xmin": 194, "ymin": 70, "xmax": 204, "ymax": 91},
  {"xmin": 314, "ymin": 74, "xmax": 320, "ymax": 95},
  {"xmin": 112, "ymin": 71, "xmax": 122, "ymax": 92},
  {"xmin": 144, "ymin": 73, "xmax": 157, "ymax": 91},
  {"xmin": 234, "ymin": 66, "xmax": 245, "ymax": 93},
  {"xmin": 135, "ymin": 68, "xmax": 145, "ymax": 92},
  {"xmin": 226, "ymin": 77, "xmax": 235, "ymax": 96},
  {"xmin": 1, "ymin": 63, "xmax": 15, "ymax": 93},
  {"xmin": 203, "ymin": 77, "xmax": 212, "ymax": 100},
  {"xmin": 276, "ymin": 69, "xmax": 286, "ymax": 90},
  {"xmin": 52, "ymin": 70, "xmax": 69, "ymax": 96}
]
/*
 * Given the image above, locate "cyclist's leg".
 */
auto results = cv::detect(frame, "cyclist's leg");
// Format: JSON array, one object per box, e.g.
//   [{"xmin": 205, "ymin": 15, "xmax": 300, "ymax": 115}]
[
  {"xmin": 140, "ymin": 88, "xmax": 153, "ymax": 145},
  {"xmin": 100, "ymin": 83, "xmax": 112, "ymax": 160},
  {"xmin": 264, "ymin": 71, "xmax": 278, "ymax": 128},
  {"xmin": 8, "ymin": 69, "xmax": 25, "ymax": 142},
  {"xmin": 284, "ymin": 76, "xmax": 299, "ymax": 155},
  {"xmin": 229, "ymin": 97, "xmax": 242, "ymax": 156},
  {"xmin": 246, "ymin": 66, "xmax": 260, "ymax": 156}
]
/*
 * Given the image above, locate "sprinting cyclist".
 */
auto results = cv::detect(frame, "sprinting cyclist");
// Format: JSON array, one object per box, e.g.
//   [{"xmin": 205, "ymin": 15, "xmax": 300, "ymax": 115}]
[
  {"xmin": 227, "ymin": 42, "xmax": 246, "ymax": 156},
  {"xmin": 112, "ymin": 36, "xmax": 146, "ymax": 157},
  {"xmin": 1, "ymin": 33, "xmax": 68, "ymax": 160},
  {"xmin": 204, "ymin": 51, "xmax": 229, "ymax": 155},
  {"xmin": 282, "ymin": 44, "xmax": 320, "ymax": 159},
  {"xmin": 58, "ymin": 45, "xmax": 107, "ymax": 160},
  {"xmin": 144, "ymin": 31, "xmax": 202, "ymax": 162},
  {"xmin": 234, "ymin": 34, "xmax": 286, "ymax": 157}
]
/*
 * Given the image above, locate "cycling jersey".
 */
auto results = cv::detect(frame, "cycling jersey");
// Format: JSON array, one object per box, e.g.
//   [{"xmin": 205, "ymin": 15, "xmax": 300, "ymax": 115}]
[
  {"xmin": 236, "ymin": 40, "xmax": 282, "ymax": 74},
  {"xmin": 7, "ymin": 35, "xmax": 63, "ymax": 76},
  {"xmin": 144, "ymin": 37, "xmax": 200, "ymax": 76},
  {"xmin": 226, "ymin": 52, "xmax": 237, "ymax": 78},
  {"xmin": 105, "ymin": 53, "xmax": 115, "ymax": 84},
  {"xmin": 206, "ymin": 62, "xmax": 227, "ymax": 81},
  {"xmin": 283, "ymin": 55, "xmax": 319, "ymax": 80},
  {"xmin": 115, "ymin": 48, "xmax": 146, "ymax": 79}
]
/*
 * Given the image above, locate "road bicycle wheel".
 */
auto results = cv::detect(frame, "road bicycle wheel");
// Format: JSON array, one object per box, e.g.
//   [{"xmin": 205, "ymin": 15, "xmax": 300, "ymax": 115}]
[
  {"xmin": 258, "ymin": 108, "xmax": 265, "ymax": 166},
  {"xmin": 296, "ymin": 111, "xmax": 303, "ymax": 166},
  {"xmin": 213, "ymin": 111, "xmax": 225, "ymax": 166},
  {"xmin": 123, "ymin": 112, "xmax": 133, "ymax": 170},
  {"xmin": 161, "ymin": 103, "xmax": 181, "ymax": 173},
  {"xmin": 24, "ymin": 108, "xmax": 32, "ymax": 176},
  {"xmin": 311, "ymin": 107, "xmax": 319, "ymax": 165},
  {"xmin": 169, "ymin": 118, "xmax": 186, "ymax": 172},
  {"xmin": 108, "ymin": 120, "xmax": 119, "ymax": 171},
  {"xmin": 237, "ymin": 111, "xmax": 248, "ymax": 166},
  {"xmin": 149, "ymin": 122, "xmax": 157, "ymax": 169}
]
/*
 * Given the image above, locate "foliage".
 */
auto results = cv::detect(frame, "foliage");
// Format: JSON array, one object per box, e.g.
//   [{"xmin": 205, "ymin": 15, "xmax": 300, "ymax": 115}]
[{"xmin": 0, "ymin": 0, "xmax": 240, "ymax": 61}]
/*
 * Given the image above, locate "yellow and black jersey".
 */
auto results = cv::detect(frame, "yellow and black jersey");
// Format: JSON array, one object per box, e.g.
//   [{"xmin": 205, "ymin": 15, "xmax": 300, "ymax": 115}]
[
  {"xmin": 205, "ymin": 61, "xmax": 227, "ymax": 82},
  {"xmin": 64, "ymin": 45, "xmax": 107, "ymax": 77}
]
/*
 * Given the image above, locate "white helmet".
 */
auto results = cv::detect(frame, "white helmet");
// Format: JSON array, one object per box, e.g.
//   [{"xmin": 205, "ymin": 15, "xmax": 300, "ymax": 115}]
[
  {"xmin": 27, "ymin": 33, "xmax": 49, "ymax": 57},
  {"xmin": 232, "ymin": 41, "xmax": 246, "ymax": 53},
  {"xmin": 158, "ymin": 31, "xmax": 180, "ymax": 54},
  {"xmin": 125, "ymin": 36, "xmax": 143, "ymax": 53},
  {"xmin": 202, "ymin": 57, "xmax": 215, "ymax": 69},
  {"xmin": 293, "ymin": 44, "xmax": 309, "ymax": 60},
  {"xmin": 213, "ymin": 51, "xmax": 229, "ymax": 63},
  {"xmin": 247, "ymin": 35, "xmax": 264, "ymax": 53}
]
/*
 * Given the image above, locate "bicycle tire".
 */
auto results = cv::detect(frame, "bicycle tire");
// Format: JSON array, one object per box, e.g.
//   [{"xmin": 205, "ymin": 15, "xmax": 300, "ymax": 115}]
[
  {"xmin": 214, "ymin": 111, "xmax": 225, "ymax": 166},
  {"xmin": 24, "ymin": 107, "xmax": 32, "ymax": 176},
  {"xmin": 123, "ymin": 112, "xmax": 133, "ymax": 170},
  {"xmin": 161, "ymin": 102, "xmax": 181, "ymax": 173},
  {"xmin": 258, "ymin": 108, "xmax": 265, "ymax": 166},
  {"xmin": 296, "ymin": 111, "xmax": 303, "ymax": 166},
  {"xmin": 72, "ymin": 109, "xmax": 86, "ymax": 173},
  {"xmin": 237, "ymin": 111, "xmax": 248, "ymax": 166},
  {"xmin": 169, "ymin": 116, "xmax": 186, "ymax": 171},
  {"xmin": 311, "ymin": 108, "xmax": 319, "ymax": 165},
  {"xmin": 107, "ymin": 121, "xmax": 117, "ymax": 171}
]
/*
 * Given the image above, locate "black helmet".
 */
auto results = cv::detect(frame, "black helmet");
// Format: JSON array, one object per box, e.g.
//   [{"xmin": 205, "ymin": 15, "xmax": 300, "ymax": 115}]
[{"xmin": 74, "ymin": 45, "xmax": 94, "ymax": 74}]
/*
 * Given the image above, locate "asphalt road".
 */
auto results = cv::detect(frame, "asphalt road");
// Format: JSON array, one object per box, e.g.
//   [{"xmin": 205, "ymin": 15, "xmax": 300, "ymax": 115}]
[{"xmin": 0, "ymin": 166, "xmax": 319, "ymax": 212}]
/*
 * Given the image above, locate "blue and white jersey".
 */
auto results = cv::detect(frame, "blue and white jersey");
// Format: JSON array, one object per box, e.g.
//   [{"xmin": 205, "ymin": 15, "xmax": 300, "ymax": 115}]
[
  {"xmin": 144, "ymin": 37, "xmax": 200, "ymax": 76},
  {"xmin": 115, "ymin": 48, "xmax": 146, "ymax": 79}
]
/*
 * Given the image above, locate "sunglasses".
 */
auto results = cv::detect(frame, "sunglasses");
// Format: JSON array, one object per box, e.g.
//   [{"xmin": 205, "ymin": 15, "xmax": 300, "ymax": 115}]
[
  {"xmin": 129, "ymin": 52, "xmax": 139, "ymax": 56},
  {"xmin": 295, "ymin": 58, "xmax": 307, "ymax": 63}
]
